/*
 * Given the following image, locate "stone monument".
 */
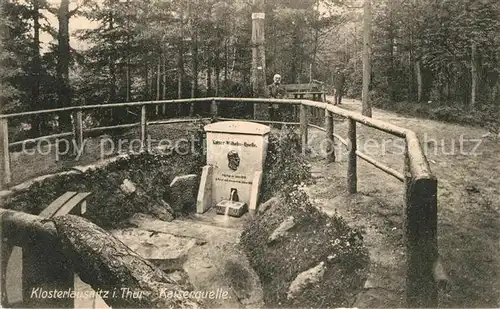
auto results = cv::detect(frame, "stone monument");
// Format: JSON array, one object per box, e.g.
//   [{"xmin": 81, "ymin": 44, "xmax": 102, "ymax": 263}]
[{"xmin": 196, "ymin": 121, "xmax": 270, "ymax": 216}]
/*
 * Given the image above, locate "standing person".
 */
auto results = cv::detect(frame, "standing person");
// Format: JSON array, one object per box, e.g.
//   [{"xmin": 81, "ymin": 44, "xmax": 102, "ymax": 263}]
[
  {"xmin": 333, "ymin": 69, "xmax": 346, "ymax": 105},
  {"xmin": 268, "ymin": 74, "xmax": 286, "ymax": 121}
]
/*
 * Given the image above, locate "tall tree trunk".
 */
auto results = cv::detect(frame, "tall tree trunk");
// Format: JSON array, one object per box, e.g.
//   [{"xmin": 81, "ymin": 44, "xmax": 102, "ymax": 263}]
[
  {"xmin": 125, "ymin": 0, "xmax": 130, "ymax": 103},
  {"xmin": 388, "ymin": 19, "xmax": 395, "ymax": 101},
  {"xmin": 309, "ymin": 63, "xmax": 312, "ymax": 83},
  {"xmin": 57, "ymin": 0, "xmax": 71, "ymax": 109},
  {"xmin": 353, "ymin": 23, "xmax": 358, "ymax": 73},
  {"xmin": 149, "ymin": 65, "xmax": 153, "ymax": 99},
  {"xmin": 224, "ymin": 38, "xmax": 229, "ymax": 81},
  {"xmin": 176, "ymin": 11, "xmax": 185, "ymax": 103},
  {"xmin": 144, "ymin": 65, "xmax": 149, "ymax": 100},
  {"xmin": 109, "ymin": 13, "xmax": 116, "ymax": 104},
  {"xmin": 162, "ymin": 55, "xmax": 167, "ymax": 115},
  {"xmin": 156, "ymin": 55, "xmax": 161, "ymax": 115},
  {"xmin": 291, "ymin": 25, "xmax": 300, "ymax": 84},
  {"xmin": 207, "ymin": 46, "xmax": 212, "ymax": 96},
  {"xmin": 126, "ymin": 59, "xmax": 130, "ymax": 101},
  {"xmin": 32, "ymin": 0, "xmax": 41, "ymax": 132},
  {"xmin": 362, "ymin": 0, "xmax": 372, "ymax": 117},
  {"xmin": 215, "ymin": 32, "xmax": 220, "ymax": 96},
  {"xmin": 190, "ymin": 25, "xmax": 198, "ymax": 116},
  {"xmin": 230, "ymin": 43, "xmax": 237, "ymax": 78},
  {"xmin": 408, "ymin": 32, "xmax": 414, "ymax": 100},
  {"xmin": 191, "ymin": 36, "xmax": 198, "ymax": 99},
  {"xmin": 416, "ymin": 60, "xmax": 422, "ymax": 102},
  {"xmin": 471, "ymin": 43, "xmax": 477, "ymax": 109},
  {"xmin": 311, "ymin": 0, "xmax": 320, "ymax": 80},
  {"xmin": 177, "ymin": 46, "xmax": 183, "ymax": 100},
  {"xmin": 156, "ymin": 56, "xmax": 161, "ymax": 100}
]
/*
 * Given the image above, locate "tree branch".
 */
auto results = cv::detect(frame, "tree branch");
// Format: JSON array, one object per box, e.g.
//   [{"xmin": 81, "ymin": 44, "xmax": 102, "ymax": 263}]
[
  {"xmin": 45, "ymin": 5, "xmax": 58, "ymax": 15},
  {"xmin": 68, "ymin": 0, "xmax": 92, "ymax": 18}
]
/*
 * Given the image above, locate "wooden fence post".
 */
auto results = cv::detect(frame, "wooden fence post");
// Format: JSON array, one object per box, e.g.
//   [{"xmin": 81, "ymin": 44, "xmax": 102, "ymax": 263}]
[
  {"xmin": 347, "ymin": 118, "xmax": 357, "ymax": 193},
  {"xmin": 325, "ymin": 109, "xmax": 335, "ymax": 162},
  {"xmin": 189, "ymin": 102, "xmax": 195, "ymax": 117},
  {"xmin": 300, "ymin": 103, "xmax": 308, "ymax": 154},
  {"xmin": 404, "ymin": 157, "xmax": 438, "ymax": 307},
  {"xmin": 0, "ymin": 213, "xmax": 8, "ymax": 307},
  {"xmin": 0, "ymin": 119, "xmax": 11, "ymax": 189},
  {"xmin": 211, "ymin": 100, "xmax": 218, "ymax": 118},
  {"xmin": 72, "ymin": 110, "xmax": 83, "ymax": 156},
  {"xmin": 140, "ymin": 105, "xmax": 147, "ymax": 151}
]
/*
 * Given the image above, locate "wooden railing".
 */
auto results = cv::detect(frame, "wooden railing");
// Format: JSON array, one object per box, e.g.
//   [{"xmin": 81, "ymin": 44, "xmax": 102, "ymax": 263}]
[{"xmin": 0, "ymin": 97, "xmax": 444, "ymax": 307}]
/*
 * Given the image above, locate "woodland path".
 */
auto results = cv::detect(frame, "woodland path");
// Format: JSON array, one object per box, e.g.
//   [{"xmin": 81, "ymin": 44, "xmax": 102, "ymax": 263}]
[{"xmin": 305, "ymin": 97, "xmax": 500, "ymax": 307}]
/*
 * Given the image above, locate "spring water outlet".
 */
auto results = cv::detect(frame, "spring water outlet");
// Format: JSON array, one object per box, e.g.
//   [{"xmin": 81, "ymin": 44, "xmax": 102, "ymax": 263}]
[{"xmin": 230, "ymin": 188, "xmax": 239, "ymax": 202}]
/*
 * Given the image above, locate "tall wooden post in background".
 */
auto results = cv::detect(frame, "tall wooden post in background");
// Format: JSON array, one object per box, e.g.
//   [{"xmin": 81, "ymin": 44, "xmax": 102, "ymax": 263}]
[
  {"xmin": 251, "ymin": 0, "xmax": 268, "ymax": 120},
  {"xmin": 362, "ymin": 0, "xmax": 372, "ymax": 117},
  {"xmin": 0, "ymin": 119, "xmax": 11, "ymax": 190}
]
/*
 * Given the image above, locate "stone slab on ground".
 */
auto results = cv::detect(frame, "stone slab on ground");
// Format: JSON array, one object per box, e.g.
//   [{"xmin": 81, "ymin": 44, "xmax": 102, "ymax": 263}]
[
  {"xmin": 128, "ymin": 213, "xmax": 263, "ymax": 309},
  {"xmin": 73, "ymin": 213, "xmax": 262, "ymax": 309},
  {"xmin": 128, "ymin": 212, "xmax": 243, "ymax": 245},
  {"xmin": 109, "ymin": 228, "xmax": 199, "ymax": 270}
]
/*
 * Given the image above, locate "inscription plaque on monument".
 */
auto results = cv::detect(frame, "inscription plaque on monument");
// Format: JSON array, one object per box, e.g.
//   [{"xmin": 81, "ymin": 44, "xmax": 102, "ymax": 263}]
[{"xmin": 196, "ymin": 121, "xmax": 270, "ymax": 215}]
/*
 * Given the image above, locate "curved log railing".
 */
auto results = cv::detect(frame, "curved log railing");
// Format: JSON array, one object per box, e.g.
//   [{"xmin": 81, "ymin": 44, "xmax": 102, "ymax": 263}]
[{"xmin": 0, "ymin": 97, "xmax": 442, "ymax": 307}]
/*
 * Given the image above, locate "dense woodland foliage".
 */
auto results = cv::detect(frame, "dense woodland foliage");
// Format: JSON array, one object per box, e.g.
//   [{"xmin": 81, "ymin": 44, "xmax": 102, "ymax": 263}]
[{"xmin": 1, "ymin": 0, "xmax": 499, "ymax": 129}]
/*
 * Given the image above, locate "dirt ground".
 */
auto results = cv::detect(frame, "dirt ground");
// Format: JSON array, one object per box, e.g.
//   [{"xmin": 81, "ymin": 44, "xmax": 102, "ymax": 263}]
[{"xmin": 305, "ymin": 97, "xmax": 500, "ymax": 307}]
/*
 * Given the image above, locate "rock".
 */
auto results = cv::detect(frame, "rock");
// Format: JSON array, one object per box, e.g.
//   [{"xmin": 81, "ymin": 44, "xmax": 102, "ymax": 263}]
[
  {"xmin": 268, "ymin": 216, "xmax": 295, "ymax": 244},
  {"xmin": 147, "ymin": 200, "xmax": 175, "ymax": 222},
  {"xmin": 120, "ymin": 179, "xmax": 137, "ymax": 194},
  {"xmin": 465, "ymin": 184, "xmax": 480, "ymax": 194},
  {"xmin": 169, "ymin": 174, "xmax": 198, "ymax": 213},
  {"xmin": 258, "ymin": 197, "xmax": 280, "ymax": 214},
  {"xmin": 287, "ymin": 262, "xmax": 326, "ymax": 300}
]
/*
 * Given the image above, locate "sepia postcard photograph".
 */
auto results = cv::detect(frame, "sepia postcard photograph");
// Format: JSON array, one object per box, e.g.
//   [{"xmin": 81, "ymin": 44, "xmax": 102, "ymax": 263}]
[{"xmin": 0, "ymin": 0, "xmax": 498, "ymax": 308}]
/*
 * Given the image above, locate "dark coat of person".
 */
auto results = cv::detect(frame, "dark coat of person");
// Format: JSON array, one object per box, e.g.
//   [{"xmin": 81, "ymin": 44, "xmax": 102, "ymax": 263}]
[
  {"xmin": 333, "ymin": 71, "xmax": 345, "ymax": 91},
  {"xmin": 268, "ymin": 83, "xmax": 287, "ymax": 99}
]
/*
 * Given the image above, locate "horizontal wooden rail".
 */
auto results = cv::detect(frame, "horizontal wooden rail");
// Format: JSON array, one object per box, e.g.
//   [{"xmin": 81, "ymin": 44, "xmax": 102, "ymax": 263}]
[
  {"xmin": 323, "ymin": 103, "xmax": 409, "ymax": 138},
  {"xmin": 9, "ymin": 132, "xmax": 73, "ymax": 148},
  {"xmin": 306, "ymin": 124, "xmax": 403, "ymax": 182},
  {"xmin": 333, "ymin": 133, "xmax": 348, "ymax": 146},
  {"xmin": 289, "ymin": 91, "xmax": 327, "ymax": 95},
  {"xmin": 85, "ymin": 122, "xmax": 140, "ymax": 133},
  {"xmin": 216, "ymin": 118, "xmax": 300, "ymax": 126},
  {"xmin": 405, "ymin": 131, "xmax": 433, "ymax": 178},
  {"xmin": 0, "ymin": 98, "xmax": 214, "ymax": 119},
  {"xmin": 307, "ymin": 124, "xmax": 325, "ymax": 131},
  {"xmin": 147, "ymin": 118, "xmax": 213, "ymax": 126},
  {"xmin": 356, "ymin": 151, "xmax": 404, "ymax": 182},
  {"xmin": 213, "ymin": 97, "xmax": 303, "ymax": 105},
  {"xmin": 0, "ymin": 96, "xmax": 429, "ymax": 186}
]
